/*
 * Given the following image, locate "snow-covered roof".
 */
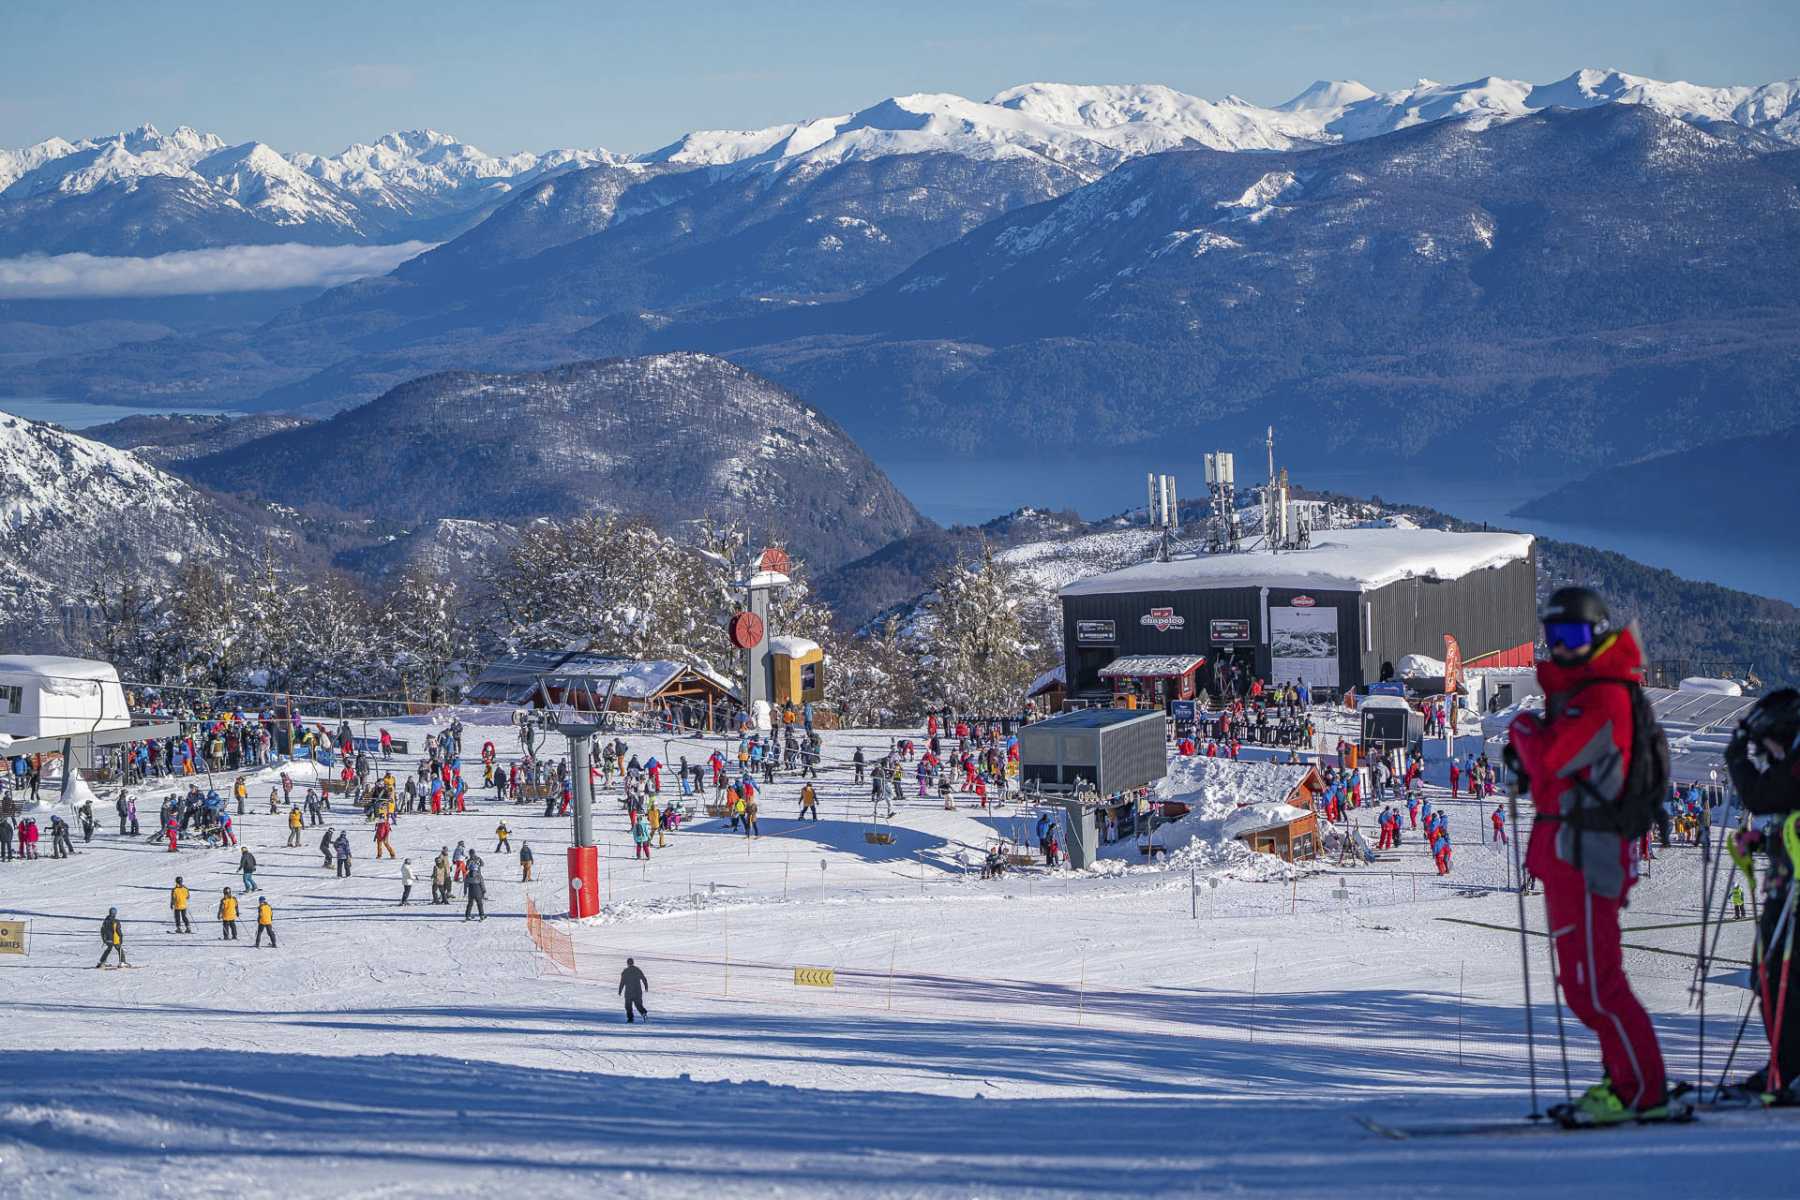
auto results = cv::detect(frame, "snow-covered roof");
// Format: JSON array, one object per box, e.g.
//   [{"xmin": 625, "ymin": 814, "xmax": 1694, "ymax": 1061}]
[
  {"xmin": 469, "ymin": 652, "xmax": 734, "ymax": 703},
  {"xmin": 1028, "ymin": 663, "xmax": 1066, "ymax": 695},
  {"xmin": 1679, "ymin": 677, "xmax": 1743, "ymax": 696},
  {"xmin": 1098, "ymin": 654, "xmax": 1206, "ymax": 678},
  {"xmin": 1221, "ymin": 802, "xmax": 1312, "ymax": 841},
  {"xmin": 768, "ymin": 635, "xmax": 822, "ymax": 659},
  {"xmin": 0, "ymin": 656, "xmax": 120, "ymax": 682},
  {"xmin": 1059, "ymin": 528, "xmax": 1533, "ymax": 597},
  {"xmin": 1360, "ymin": 694, "xmax": 1413, "ymax": 712}
]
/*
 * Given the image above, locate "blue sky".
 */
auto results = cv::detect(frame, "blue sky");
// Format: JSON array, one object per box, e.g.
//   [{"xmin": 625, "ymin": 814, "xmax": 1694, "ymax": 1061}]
[{"xmin": 3, "ymin": 0, "xmax": 1795, "ymax": 154}]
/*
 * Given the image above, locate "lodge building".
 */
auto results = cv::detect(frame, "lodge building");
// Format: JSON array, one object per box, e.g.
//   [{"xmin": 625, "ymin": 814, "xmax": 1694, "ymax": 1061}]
[{"xmin": 1057, "ymin": 527, "xmax": 1537, "ymax": 707}]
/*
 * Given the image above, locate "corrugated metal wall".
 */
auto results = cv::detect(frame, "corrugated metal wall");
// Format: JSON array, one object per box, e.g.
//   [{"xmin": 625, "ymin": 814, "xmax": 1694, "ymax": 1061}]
[{"xmin": 1360, "ymin": 546, "xmax": 1538, "ymax": 685}]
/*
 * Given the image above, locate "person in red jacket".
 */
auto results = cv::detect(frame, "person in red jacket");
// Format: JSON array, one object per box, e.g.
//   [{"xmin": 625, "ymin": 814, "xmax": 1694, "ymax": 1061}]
[{"xmin": 1507, "ymin": 587, "xmax": 1674, "ymax": 1124}]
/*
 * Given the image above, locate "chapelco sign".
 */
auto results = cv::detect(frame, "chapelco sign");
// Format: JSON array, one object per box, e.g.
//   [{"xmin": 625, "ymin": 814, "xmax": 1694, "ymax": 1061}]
[
  {"xmin": 1140, "ymin": 607, "xmax": 1186, "ymax": 632},
  {"xmin": 1289, "ymin": 595, "xmax": 1317, "ymax": 607}
]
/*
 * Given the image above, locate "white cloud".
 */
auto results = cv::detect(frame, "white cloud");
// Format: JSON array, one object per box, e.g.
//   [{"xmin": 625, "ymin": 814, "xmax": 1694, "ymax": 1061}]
[{"xmin": 0, "ymin": 241, "xmax": 436, "ymax": 299}]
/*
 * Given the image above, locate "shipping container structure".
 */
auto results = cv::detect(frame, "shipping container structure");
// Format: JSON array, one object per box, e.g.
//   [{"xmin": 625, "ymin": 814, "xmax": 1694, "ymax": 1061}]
[{"xmin": 1017, "ymin": 709, "xmax": 1168, "ymax": 796}]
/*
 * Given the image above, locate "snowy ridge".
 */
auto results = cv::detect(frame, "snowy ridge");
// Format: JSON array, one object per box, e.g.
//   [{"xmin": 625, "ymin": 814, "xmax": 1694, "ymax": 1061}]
[
  {"xmin": 0, "ymin": 414, "xmax": 262, "ymax": 631},
  {"xmin": 8, "ymin": 67, "xmax": 1796, "ymax": 257},
  {"xmin": 0, "ymin": 123, "xmax": 619, "ymax": 250}
]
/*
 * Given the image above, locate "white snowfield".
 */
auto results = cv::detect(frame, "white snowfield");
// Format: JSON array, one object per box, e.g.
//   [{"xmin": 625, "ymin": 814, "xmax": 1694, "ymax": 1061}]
[{"xmin": 1, "ymin": 717, "xmax": 1793, "ymax": 1197}]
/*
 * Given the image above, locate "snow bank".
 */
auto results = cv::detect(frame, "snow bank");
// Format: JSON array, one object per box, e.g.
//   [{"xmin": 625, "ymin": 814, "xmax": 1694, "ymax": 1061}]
[
  {"xmin": 1397, "ymin": 654, "xmax": 1445, "ymax": 678},
  {"xmin": 1094, "ymin": 756, "xmax": 1315, "ymax": 879}
]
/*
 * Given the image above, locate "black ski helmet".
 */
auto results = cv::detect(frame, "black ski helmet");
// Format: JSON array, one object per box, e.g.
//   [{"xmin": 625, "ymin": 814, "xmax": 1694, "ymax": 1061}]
[
  {"xmin": 1743, "ymin": 687, "xmax": 1800, "ymax": 751},
  {"xmin": 1541, "ymin": 586, "xmax": 1611, "ymax": 634}
]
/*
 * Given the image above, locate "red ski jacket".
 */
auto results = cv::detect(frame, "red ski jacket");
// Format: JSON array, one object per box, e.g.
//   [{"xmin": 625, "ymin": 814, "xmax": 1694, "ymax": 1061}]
[{"xmin": 1510, "ymin": 625, "xmax": 1644, "ymax": 899}]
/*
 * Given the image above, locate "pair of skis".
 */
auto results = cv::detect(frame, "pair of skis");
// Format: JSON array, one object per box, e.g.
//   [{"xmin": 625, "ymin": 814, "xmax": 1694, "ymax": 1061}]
[
  {"xmin": 1356, "ymin": 1085, "xmax": 1800, "ymax": 1140},
  {"xmin": 1355, "ymin": 1104, "xmax": 1701, "ymax": 1140}
]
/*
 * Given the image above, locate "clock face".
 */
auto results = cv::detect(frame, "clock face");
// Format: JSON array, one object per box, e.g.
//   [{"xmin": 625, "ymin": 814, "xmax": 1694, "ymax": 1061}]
[
  {"xmin": 729, "ymin": 611, "xmax": 766, "ymax": 650},
  {"xmin": 758, "ymin": 547, "xmax": 791, "ymax": 575}
]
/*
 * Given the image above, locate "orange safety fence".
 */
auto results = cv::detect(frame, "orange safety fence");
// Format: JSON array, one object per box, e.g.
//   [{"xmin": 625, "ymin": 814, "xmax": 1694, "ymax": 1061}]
[{"xmin": 523, "ymin": 895, "xmax": 578, "ymax": 974}]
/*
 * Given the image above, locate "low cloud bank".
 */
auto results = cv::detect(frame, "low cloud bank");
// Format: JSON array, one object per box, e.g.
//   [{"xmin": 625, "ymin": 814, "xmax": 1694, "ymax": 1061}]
[{"xmin": 0, "ymin": 241, "xmax": 435, "ymax": 298}]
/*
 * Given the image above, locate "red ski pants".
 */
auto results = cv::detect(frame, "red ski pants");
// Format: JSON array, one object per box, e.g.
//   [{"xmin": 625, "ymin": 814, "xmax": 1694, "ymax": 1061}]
[{"xmin": 1542, "ymin": 868, "xmax": 1667, "ymax": 1108}]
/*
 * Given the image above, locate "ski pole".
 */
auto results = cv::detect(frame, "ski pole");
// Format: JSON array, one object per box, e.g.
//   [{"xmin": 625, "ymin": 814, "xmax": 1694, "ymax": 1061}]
[
  {"xmin": 1507, "ymin": 782, "xmax": 1543, "ymax": 1120},
  {"xmin": 1768, "ymin": 816, "xmax": 1800, "ymax": 1092},
  {"xmin": 1717, "ymin": 874, "xmax": 1796, "ymax": 1096},
  {"xmin": 1693, "ymin": 785, "xmax": 1719, "ymax": 1085}
]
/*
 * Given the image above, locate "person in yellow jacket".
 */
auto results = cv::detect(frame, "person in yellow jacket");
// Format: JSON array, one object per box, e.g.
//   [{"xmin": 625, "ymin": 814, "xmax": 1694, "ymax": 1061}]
[
  {"xmin": 287, "ymin": 804, "xmax": 304, "ymax": 847},
  {"xmin": 218, "ymin": 887, "xmax": 239, "ymax": 940},
  {"xmin": 254, "ymin": 897, "xmax": 276, "ymax": 949},
  {"xmin": 798, "ymin": 782, "xmax": 818, "ymax": 823},
  {"xmin": 648, "ymin": 798, "xmax": 665, "ymax": 848},
  {"xmin": 170, "ymin": 876, "xmax": 192, "ymax": 933},
  {"xmin": 97, "ymin": 907, "xmax": 126, "ymax": 968},
  {"xmin": 494, "ymin": 821, "xmax": 512, "ymax": 854}
]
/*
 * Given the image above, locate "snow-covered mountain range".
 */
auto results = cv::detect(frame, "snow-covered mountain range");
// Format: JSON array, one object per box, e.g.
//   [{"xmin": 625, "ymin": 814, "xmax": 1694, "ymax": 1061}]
[{"xmin": 4, "ymin": 69, "xmax": 1797, "ymax": 256}]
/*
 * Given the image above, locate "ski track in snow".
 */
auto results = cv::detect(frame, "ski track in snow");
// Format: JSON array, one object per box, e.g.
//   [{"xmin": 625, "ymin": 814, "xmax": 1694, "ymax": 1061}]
[{"xmin": 2, "ymin": 718, "xmax": 1796, "ymax": 1197}]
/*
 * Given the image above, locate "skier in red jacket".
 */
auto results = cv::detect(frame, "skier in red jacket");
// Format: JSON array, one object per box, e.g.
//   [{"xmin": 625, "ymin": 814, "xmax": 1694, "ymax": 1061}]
[{"xmin": 1507, "ymin": 587, "xmax": 1674, "ymax": 1125}]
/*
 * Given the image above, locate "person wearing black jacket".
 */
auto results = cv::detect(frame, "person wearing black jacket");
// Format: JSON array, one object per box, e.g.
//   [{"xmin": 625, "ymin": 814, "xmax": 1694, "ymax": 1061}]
[
  {"xmin": 463, "ymin": 860, "xmax": 486, "ymax": 921},
  {"xmin": 619, "ymin": 958, "xmax": 648, "ymax": 1023},
  {"xmin": 1725, "ymin": 688, "xmax": 1800, "ymax": 1102},
  {"xmin": 97, "ymin": 907, "xmax": 125, "ymax": 967}
]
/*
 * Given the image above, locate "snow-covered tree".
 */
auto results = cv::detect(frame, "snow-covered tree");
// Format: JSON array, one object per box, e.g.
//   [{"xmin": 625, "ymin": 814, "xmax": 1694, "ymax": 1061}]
[
  {"xmin": 287, "ymin": 571, "xmax": 377, "ymax": 699},
  {"xmin": 482, "ymin": 515, "xmax": 720, "ymax": 665},
  {"xmin": 379, "ymin": 567, "xmax": 476, "ymax": 704},
  {"xmin": 74, "ymin": 549, "xmax": 183, "ymax": 685},
  {"xmin": 164, "ymin": 562, "xmax": 252, "ymax": 690},
  {"xmin": 919, "ymin": 546, "xmax": 1039, "ymax": 714},
  {"xmin": 828, "ymin": 613, "xmax": 919, "ymax": 727}
]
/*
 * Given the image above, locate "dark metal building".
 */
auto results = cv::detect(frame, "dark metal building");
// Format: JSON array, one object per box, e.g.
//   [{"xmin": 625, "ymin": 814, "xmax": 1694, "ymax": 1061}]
[{"xmin": 1057, "ymin": 528, "xmax": 1537, "ymax": 703}]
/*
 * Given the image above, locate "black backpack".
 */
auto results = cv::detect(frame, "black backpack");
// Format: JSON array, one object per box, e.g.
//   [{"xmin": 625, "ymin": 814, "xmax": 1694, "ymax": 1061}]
[{"xmin": 1566, "ymin": 679, "xmax": 1671, "ymax": 841}]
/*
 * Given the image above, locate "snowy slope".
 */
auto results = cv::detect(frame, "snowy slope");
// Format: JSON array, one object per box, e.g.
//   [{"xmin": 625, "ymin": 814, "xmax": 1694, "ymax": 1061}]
[{"xmin": 1, "ymin": 718, "xmax": 1786, "ymax": 1197}]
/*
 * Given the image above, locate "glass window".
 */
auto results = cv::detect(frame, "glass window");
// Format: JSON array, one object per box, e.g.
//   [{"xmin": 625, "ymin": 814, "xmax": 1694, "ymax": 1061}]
[{"xmin": 0, "ymin": 686, "xmax": 20, "ymax": 714}]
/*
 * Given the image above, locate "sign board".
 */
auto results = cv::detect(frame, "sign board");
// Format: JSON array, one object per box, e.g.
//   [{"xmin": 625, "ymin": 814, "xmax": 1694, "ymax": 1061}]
[
  {"xmin": 351, "ymin": 736, "xmax": 409, "ymax": 756},
  {"xmin": 1290, "ymin": 595, "xmax": 1317, "ymax": 608},
  {"xmin": 1270, "ymin": 605, "xmax": 1340, "ymax": 689},
  {"xmin": 1209, "ymin": 618, "xmax": 1251, "ymax": 645},
  {"xmin": 1367, "ymin": 682, "xmax": 1406, "ymax": 698},
  {"xmin": 1170, "ymin": 700, "xmax": 1197, "ymax": 723},
  {"xmin": 0, "ymin": 919, "xmax": 26, "ymax": 955},
  {"xmin": 794, "ymin": 966, "xmax": 836, "ymax": 988},
  {"xmin": 1074, "ymin": 619, "xmax": 1117, "ymax": 645},
  {"xmin": 1140, "ymin": 607, "xmax": 1186, "ymax": 633}
]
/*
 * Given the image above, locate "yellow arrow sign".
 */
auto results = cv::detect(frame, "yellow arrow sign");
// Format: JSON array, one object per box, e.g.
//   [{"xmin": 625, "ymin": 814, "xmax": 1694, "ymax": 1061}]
[{"xmin": 793, "ymin": 966, "xmax": 835, "ymax": 988}]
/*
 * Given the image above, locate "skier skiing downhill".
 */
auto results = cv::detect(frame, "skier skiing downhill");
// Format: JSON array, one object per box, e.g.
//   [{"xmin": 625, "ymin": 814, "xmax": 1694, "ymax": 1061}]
[
  {"xmin": 1506, "ymin": 587, "xmax": 1678, "ymax": 1125},
  {"xmin": 1721, "ymin": 687, "xmax": 1800, "ymax": 1104}
]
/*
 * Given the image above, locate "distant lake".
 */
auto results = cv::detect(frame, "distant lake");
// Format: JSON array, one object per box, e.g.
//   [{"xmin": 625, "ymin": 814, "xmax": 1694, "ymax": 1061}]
[
  {"xmin": 879, "ymin": 453, "xmax": 1800, "ymax": 605},
  {"xmin": 0, "ymin": 397, "xmax": 240, "ymax": 429}
]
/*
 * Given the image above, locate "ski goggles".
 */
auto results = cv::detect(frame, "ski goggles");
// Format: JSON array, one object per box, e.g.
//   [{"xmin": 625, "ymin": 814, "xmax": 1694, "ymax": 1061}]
[{"xmin": 1542, "ymin": 621, "xmax": 1594, "ymax": 651}]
